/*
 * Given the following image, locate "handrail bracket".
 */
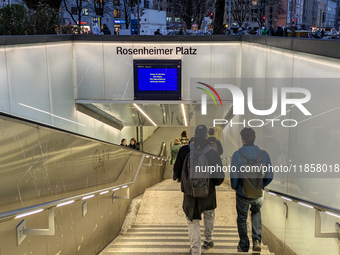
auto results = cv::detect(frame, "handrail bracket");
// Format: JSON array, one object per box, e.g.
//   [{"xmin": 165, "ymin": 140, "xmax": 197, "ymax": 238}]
[
  {"xmin": 17, "ymin": 207, "xmax": 55, "ymax": 246},
  {"xmin": 315, "ymin": 210, "xmax": 340, "ymax": 242},
  {"xmin": 112, "ymin": 186, "xmax": 130, "ymax": 203}
]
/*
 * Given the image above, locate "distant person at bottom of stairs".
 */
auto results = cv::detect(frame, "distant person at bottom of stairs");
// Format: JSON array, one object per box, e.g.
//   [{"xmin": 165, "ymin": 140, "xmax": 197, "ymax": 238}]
[
  {"xmin": 128, "ymin": 138, "xmax": 140, "ymax": 150},
  {"xmin": 174, "ymin": 124, "xmax": 225, "ymax": 255},
  {"xmin": 170, "ymin": 138, "xmax": 182, "ymax": 182},
  {"xmin": 180, "ymin": 130, "xmax": 190, "ymax": 146},
  {"xmin": 230, "ymin": 127, "xmax": 273, "ymax": 253},
  {"xmin": 120, "ymin": 138, "xmax": 127, "ymax": 147}
]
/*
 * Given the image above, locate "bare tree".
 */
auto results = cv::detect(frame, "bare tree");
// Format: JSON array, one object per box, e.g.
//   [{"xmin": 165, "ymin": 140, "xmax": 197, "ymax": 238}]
[
  {"xmin": 195, "ymin": 0, "xmax": 214, "ymax": 29},
  {"xmin": 213, "ymin": 0, "xmax": 225, "ymax": 33},
  {"xmin": 230, "ymin": 0, "xmax": 252, "ymax": 27},
  {"xmin": 62, "ymin": 0, "xmax": 94, "ymax": 30},
  {"xmin": 122, "ymin": 0, "xmax": 138, "ymax": 29},
  {"xmin": 62, "ymin": 0, "xmax": 114, "ymax": 30},
  {"xmin": 171, "ymin": 0, "xmax": 214, "ymax": 29},
  {"xmin": 23, "ymin": 0, "xmax": 63, "ymax": 9},
  {"xmin": 170, "ymin": 0, "xmax": 195, "ymax": 29}
]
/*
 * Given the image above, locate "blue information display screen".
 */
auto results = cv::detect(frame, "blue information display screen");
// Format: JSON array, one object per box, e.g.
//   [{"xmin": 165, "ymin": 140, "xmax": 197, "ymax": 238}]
[
  {"xmin": 134, "ymin": 60, "xmax": 181, "ymax": 100},
  {"xmin": 138, "ymin": 68, "xmax": 178, "ymax": 91}
]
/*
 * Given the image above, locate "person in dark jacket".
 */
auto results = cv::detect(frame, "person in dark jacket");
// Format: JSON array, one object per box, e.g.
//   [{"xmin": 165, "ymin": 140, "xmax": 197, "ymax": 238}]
[
  {"xmin": 230, "ymin": 128, "xmax": 273, "ymax": 253},
  {"xmin": 120, "ymin": 138, "xmax": 127, "ymax": 147},
  {"xmin": 101, "ymin": 24, "xmax": 111, "ymax": 35},
  {"xmin": 128, "ymin": 138, "xmax": 140, "ymax": 150},
  {"xmin": 275, "ymin": 26, "xmax": 283, "ymax": 36},
  {"xmin": 170, "ymin": 138, "xmax": 182, "ymax": 164},
  {"xmin": 174, "ymin": 125, "xmax": 225, "ymax": 255},
  {"xmin": 171, "ymin": 138, "xmax": 182, "ymax": 181},
  {"xmin": 154, "ymin": 29, "xmax": 162, "ymax": 35},
  {"xmin": 207, "ymin": 128, "xmax": 223, "ymax": 156},
  {"xmin": 249, "ymin": 27, "xmax": 257, "ymax": 35}
]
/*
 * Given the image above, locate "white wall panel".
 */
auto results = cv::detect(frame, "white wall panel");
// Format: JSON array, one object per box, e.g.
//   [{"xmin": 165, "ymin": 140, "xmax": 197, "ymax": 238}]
[
  {"xmin": 103, "ymin": 42, "xmax": 134, "ymax": 100},
  {"xmin": 6, "ymin": 44, "xmax": 52, "ymax": 124},
  {"xmin": 74, "ymin": 42, "xmax": 105, "ymax": 100},
  {"xmin": 47, "ymin": 42, "xmax": 77, "ymax": 132},
  {"xmin": 0, "ymin": 46, "xmax": 10, "ymax": 113}
]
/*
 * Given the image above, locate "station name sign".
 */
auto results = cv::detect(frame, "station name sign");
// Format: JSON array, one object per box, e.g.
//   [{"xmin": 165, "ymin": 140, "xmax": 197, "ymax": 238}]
[{"xmin": 116, "ymin": 46, "xmax": 197, "ymax": 55}]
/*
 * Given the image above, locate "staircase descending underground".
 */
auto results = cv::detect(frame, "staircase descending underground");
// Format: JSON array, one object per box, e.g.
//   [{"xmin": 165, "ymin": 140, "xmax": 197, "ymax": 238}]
[{"xmin": 99, "ymin": 180, "xmax": 275, "ymax": 255}]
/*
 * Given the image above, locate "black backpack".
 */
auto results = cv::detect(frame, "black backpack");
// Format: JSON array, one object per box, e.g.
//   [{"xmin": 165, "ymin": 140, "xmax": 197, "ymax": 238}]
[
  {"xmin": 239, "ymin": 150, "xmax": 265, "ymax": 198},
  {"xmin": 181, "ymin": 144, "xmax": 212, "ymax": 198}
]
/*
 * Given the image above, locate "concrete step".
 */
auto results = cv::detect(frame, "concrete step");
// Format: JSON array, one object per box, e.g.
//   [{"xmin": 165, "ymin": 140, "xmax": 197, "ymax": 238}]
[
  {"xmin": 105, "ymin": 224, "xmax": 273, "ymax": 254},
  {"xmin": 127, "ymin": 228, "xmax": 239, "ymax": 233},
  {"xmin": 104, "ymin": 247, "xmax": 274, "ymax": 254},
  {"xmin": 110, "ymin": 242, "xmax": 270, "ymax": 250},
  {"xmin": 119, "ymin": 235, "xmax": 244, "ymax": 241},
  {"xmin": 123, "ymin": 232, "xmax": 240, "ymax": 238},
  {"xmin": 102, "ymin": 253, "xmax": 273, "ymax": 255},
  {"xmin": 118, "ymin": 237, "xmax": 243, "ymax": 241},
  {"xmin": 131, "ymin": 225, "xmax": 238, "ymax": 229}
]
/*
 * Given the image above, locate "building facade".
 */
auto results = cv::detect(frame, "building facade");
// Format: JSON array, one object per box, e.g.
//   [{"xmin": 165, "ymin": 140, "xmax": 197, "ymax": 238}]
[
  {"xmin": 325, "ymin": 0, "xmax": 337, "ymax": 27},
  {"xmin": 302, "ymin": 0, "xmax": 317, "ymax": 27},
  {"xmin": 1, "ymin": 0, "xmax": 23, "ymax": 7},
  {"xmin": 0, "ymin": 0, "xmax": 9, "ymax": 8},
  {"xmin": 152, "ymin": 0, "xmax": 183, "ymax": 29}
]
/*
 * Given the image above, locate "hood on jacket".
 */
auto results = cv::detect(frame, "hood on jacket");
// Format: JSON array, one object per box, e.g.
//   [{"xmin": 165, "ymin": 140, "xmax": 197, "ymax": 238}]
[{"xmin": 238, "ymin": 145, "xmax": 261, "ymax": 161}]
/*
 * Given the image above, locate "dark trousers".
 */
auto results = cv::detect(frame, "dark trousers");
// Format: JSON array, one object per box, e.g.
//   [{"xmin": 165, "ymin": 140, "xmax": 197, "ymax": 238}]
[{"xmin": 236, "ymin": 194, "xmax": 264, "ymax": 252}]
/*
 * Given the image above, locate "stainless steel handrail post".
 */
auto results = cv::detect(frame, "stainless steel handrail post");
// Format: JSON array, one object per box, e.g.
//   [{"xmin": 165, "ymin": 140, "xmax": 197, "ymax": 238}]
[
  {"xmin": 315, "ymin": 210, "xmax": 340, "ymax": 239},
  {"xmin": 17, "ymin": 207, "xmax": 55, "ymax": 245},
  {"xmin": 112, "ymin": 186, "xmax": 130, "ymax": 202}
]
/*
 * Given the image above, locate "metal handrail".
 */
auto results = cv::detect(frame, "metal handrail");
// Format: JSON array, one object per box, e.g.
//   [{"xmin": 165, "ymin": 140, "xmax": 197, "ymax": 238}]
[
  {"xmin": 158, "ymin": 142, "xmax": 165, "ymax": 157},
  {"xmin": 0, "ymin": 111, "xmax": 162, "ymax": 158},
  {"xmin": 265, "ymin": 188, "xmax": 340, "ymax": 217},
  {"xmin": 0, "ymin": 153, "xmax": 165, "ymax": 223},
  {"xmin": 0, "ymin": 182, "xmax": 132, "ymax": 223},
  {"xmin": 265, "ymin": 188, "xmax": 340, "ymax": 240}
]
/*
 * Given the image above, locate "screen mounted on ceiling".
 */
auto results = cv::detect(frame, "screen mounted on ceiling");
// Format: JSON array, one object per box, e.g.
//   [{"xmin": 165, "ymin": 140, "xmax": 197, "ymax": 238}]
[{"xmin": 133, "ymin": 59, "xmax": 181, "ymax": 100}]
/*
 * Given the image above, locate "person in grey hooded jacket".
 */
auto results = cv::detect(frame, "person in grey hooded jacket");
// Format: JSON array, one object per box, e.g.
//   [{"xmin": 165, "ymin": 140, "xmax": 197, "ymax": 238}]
[{"xmin": 230, "ymin": 127, "xmax": 273, "ymax": 253}]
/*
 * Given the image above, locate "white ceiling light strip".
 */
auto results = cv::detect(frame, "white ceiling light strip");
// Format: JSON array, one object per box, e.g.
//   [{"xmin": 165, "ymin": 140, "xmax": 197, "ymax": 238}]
[
  {"xmin": 133, "ymin": 103, "xmax": 157, "ymax": 127},
  {"xmin": 181, "ymin": 103, "xmax": 187, "ymax": 127}
]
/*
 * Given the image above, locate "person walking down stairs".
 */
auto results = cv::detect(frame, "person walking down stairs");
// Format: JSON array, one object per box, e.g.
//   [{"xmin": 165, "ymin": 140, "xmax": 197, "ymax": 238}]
[{"xmin": 170, "ymin": 138, "xmax": 182, "ymax": 182}]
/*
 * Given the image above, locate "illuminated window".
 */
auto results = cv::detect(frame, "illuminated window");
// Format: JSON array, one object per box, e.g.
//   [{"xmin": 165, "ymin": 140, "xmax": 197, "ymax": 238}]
[
  {"xmin": 114, "ymin": 9, "xmax": 120, "ymax": 18},
  {"xmin": 82, "ymin": 8, "xmax": 89, "ymax": 16}
]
